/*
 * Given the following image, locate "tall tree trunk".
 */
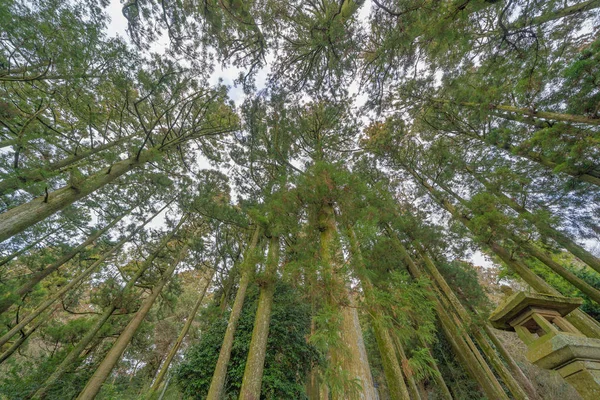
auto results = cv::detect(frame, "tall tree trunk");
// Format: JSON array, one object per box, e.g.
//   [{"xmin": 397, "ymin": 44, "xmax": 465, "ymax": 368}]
[
  {"xmin": 76, "ymin": 242, "xmax": 190, "ymax": 400},
  {"xmin": 414, "ymin": 242, "xmax": 540, "ymax": 399},
  {"xmin": 0, "ymin": 138, "xmax": 189, "ymax": 243},
  {"xmin": 0, "ymin": 133, "xmax": 136, "ymax": 195},
  {"xmin": 0, "ymin": 205, "xmax": 135, "ymax": 315},
  {"xmin": 468, "ymin": 168, "xmax": 600, "ymax": 273},
  {"xmin": 0, "ymin": 311, "xmax": 46, "ymax": 364},
  {"xmin": 206, "ymin": 226, "xmax": 262, "ymax": 400},
  {"xmin": 0, "ymin": 205, "xmax": 169, "ymax": 348},
  {"xmin": 319, "ymin": 204, "xmax": 376, "ymax": 400},
  {"xmin": 347, "ymin": 227, "xmax": 410, "ymax": 399},
  {"xmin": 150, "ymin": 268, "xmax": 214, "ymax": 394},
  {"xmin": 239, "ymin": 235, "xmax": 280, "ymax": 400},
  {"xmin": 483, "ymin": 324, "xmax": 540, "ymax": 400},
  {"xmin": 31, "ymin": 307, "xmax": 115, "ymax": 399},
  {"xmin": 390, "ymin": 332, "xmax": 421, "ymax": 400},
  {"xmin": 30, "ymin": 214, "xmax": 185, "ymax": 398},
  {"xmin": 388, "ymin": 233, "xmax": 508, "ymax": 399},
  {"xmin": 405, "ymin": 166, "xmax": 600, "ymax": 338},
  {"xmin": 434, "ymin": 98, "xmax": 600, "ymax": 126},
  {"xmin": 527, "ymin": 0, "xmax": 600, "ymax": 26},
  {"xmin": 431, "ymin": 173, "xmax": 600, "ymax": 303}
]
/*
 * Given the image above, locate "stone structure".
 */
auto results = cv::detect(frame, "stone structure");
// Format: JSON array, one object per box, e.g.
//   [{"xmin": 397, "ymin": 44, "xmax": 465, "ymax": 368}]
[{"xmin": 489, "ymin": 292, "xmax": 600, "ymax": 400}]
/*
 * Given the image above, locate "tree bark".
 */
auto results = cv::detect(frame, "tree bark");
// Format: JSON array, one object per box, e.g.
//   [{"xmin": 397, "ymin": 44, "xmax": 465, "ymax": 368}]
[
  {"xmin": 31, "ymin": 308, "xmax": 115, "ymax": 399},
  {"xmin": 347, "ymin": 227, "xmax": 410, "ymax": 399},
  {"xmin": 150, "ymin": 268, "xmax": 214, "ymax": 394},
  {"xmin": 206, "ymin": 226, "xmax": 262, "ymax": 400},
  {"xmin": 0, "ymin": 133, "xmax": 136, "ymax": 196},
  {"xmin": 469, "ymin": 168, "xmax": 600, "ymax": 273},
  {"xmin": 388, "ymin": 233, "xmax": 508, "ymax": 399},
  {"xmin": 405, "ymin": 165, "xmax": 600, "ymax": 337},
  {"xmin": 0, "ymin": 312, "xmax": 46, "ymax": 364},
  {"xmin": 320, "ymin": 204, "xmax": 377, "ymax": 400},
  {"xmin": 0, "ymin": 205, "xmax": 168, "ymax": 348},
  {"xmin": 0, "ymin": 206, "xmax": 134, "ymax": 315},
  {"xmin": 30, "ymin": 213, "xmax": 185, "ymax": 398},
  {"xmin": 239, "ymin": 235, "xmax": 280, "ymax": 400},
  {"xmin": 76, "ymin": 242, "xmax": 189, "ymax": 400},
  {"xmin": 0, "ymin": 223, "xmax": 65, "ymax": 267},
  {"xmin": 414, "ymin": 242, "xmax": 540, "ymax": 399},
  {"xmin": 434, "ymin": 98, "xmax": 600, "ymax": 126}
]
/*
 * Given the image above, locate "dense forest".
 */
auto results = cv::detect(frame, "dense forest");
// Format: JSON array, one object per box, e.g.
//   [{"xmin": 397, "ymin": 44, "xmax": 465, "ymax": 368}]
[{"xmin": 0, "ymin": 0, "xmax": 599, "ymax": 399}]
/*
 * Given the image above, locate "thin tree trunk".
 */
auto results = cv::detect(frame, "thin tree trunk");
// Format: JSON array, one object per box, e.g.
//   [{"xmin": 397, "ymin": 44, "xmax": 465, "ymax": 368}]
[
  {"xmin": 469, "ymin": 168, "xmax": 600, "ymax": 273},
  {"xmin": 0, "ymin": 204, "xmax": 169, "ymax": 348},
  {"xmin": 433, "ymin": 174, "xmax": 600, "ymax": 303},
  {"xmin": 0, "ymin": 206, "xmax": 135, "ymax": 314},
  {"xmin": 76, "ymin": 242, "xmax": 190, "ymax": 400},
  {"xmin": 206, "ymin": 226, "xmax": 262, "ymax": 400},
  {"xmin": 239, "ymin": 235, "xmax": 280, "ymax": 400},
  {"xmin": 0, "ymin": 312, "xmax": 46, "ymax": 364},
  {"xmin": 0, "ymin": 223, "xmax": 65, "ymax": 267},
  {"xmin": 424, "ymin": 345, "xmax": 453, "ymax": 400},
  {"xmin": 528, "ymin": 0, "xmax": 600, "ymax": 26},
  {"xmin": 0, "ymin": 133, "xmax": 136, "ymax": 196},
  {"xmin": 390, "ymin": 332, "xmax": 421, "ymax": 400},
  {"xmin": 31, "ymin": 307, "xmax": 115, "ymax": 399},
  {"xmin": 406, "ymin": 166, "xmax": 600, "ymax": 338},
  {"xmin": 434, "ymin": 98, "xmax": 600, "ymax": 126},
  {"xmin": 388, "ymin": 234, "xmax": 508, "ymax": 399},
  {"xmin": 520, "ymin": 241, "xmax": 600, "ymax": 303},
  {"xmin": 483, "ymin": 324, "xmax": 540, "ymax": 400},
  {"xmin": 414, "ymin": 242, "xmax": 540, "ymax": 399},
  {"xmin": 436, "ymin": 304, "xmax": 508, "ymax": 400},
  {"xmin": 31, "ymin": 213, "xmax": 185, "ymax": 399},
  {"xmin": 150, "ymin": 269, "xmax": 215, "ymax": 393}
]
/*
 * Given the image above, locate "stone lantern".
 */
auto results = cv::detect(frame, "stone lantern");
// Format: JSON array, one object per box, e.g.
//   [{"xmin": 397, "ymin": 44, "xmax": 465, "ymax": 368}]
[{"xmin": 489, "ymin": 292, "xmax": 600, "ymax": 400}]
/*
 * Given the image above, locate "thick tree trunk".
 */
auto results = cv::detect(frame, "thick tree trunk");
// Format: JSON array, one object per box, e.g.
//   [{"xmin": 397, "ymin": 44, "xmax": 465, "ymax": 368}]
[
  {"xmin": 76, "ymin": 242, "xmax": 189, "ymax": 400},
  {"xmin": 0, "ymin": 207, "xmax": 134, "ymax": 315},
  {"xmin": 0, "ymin": 205, "xmax": 169, "ymax": 348},
  {"xmin": 0, "ymin": 152, "xmax": 151, "ymax": 243},
  {"xmin": 239, "ymin": 235, "xmax": 280, "ymax": 400},
  {"xmin": 319, "ymin": 204, "xmax": 376, "ymax": 400},
  {"xmin": 347, "ymin": 227, "xmax": 410, "ymax": 399},
  {"xmin": 150, "ymin": 269, "xmax": 214, "ymax": 393},
  {"xmin": 206, "ymin": 226, "xmax": 262, "ymax": 400},
  {"xmin": 470, "ymin": 169, "xmax": 600, "ymax": 273},
  {"xmin": 0, "ymin": 133, "xmax": 136, "ymax": 195}
]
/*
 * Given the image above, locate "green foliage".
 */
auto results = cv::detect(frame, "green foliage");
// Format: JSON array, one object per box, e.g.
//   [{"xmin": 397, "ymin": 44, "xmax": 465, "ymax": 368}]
[{"xmin": 175, "ymin": 282, "xmax": 317, "ymax": 399}]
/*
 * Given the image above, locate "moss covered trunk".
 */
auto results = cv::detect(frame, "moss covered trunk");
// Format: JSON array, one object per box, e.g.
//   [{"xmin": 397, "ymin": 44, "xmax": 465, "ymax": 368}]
[
  {"xmin": 76, "ymin": 242, "xmax": 189, "ymax": 400},
  {"xmin": 206, "ymin": 226, "xmax": 261, "ymax": 400},
  {"xmin": 239, "ymin": 235, "xmax": 280, "ymax": 400}
]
